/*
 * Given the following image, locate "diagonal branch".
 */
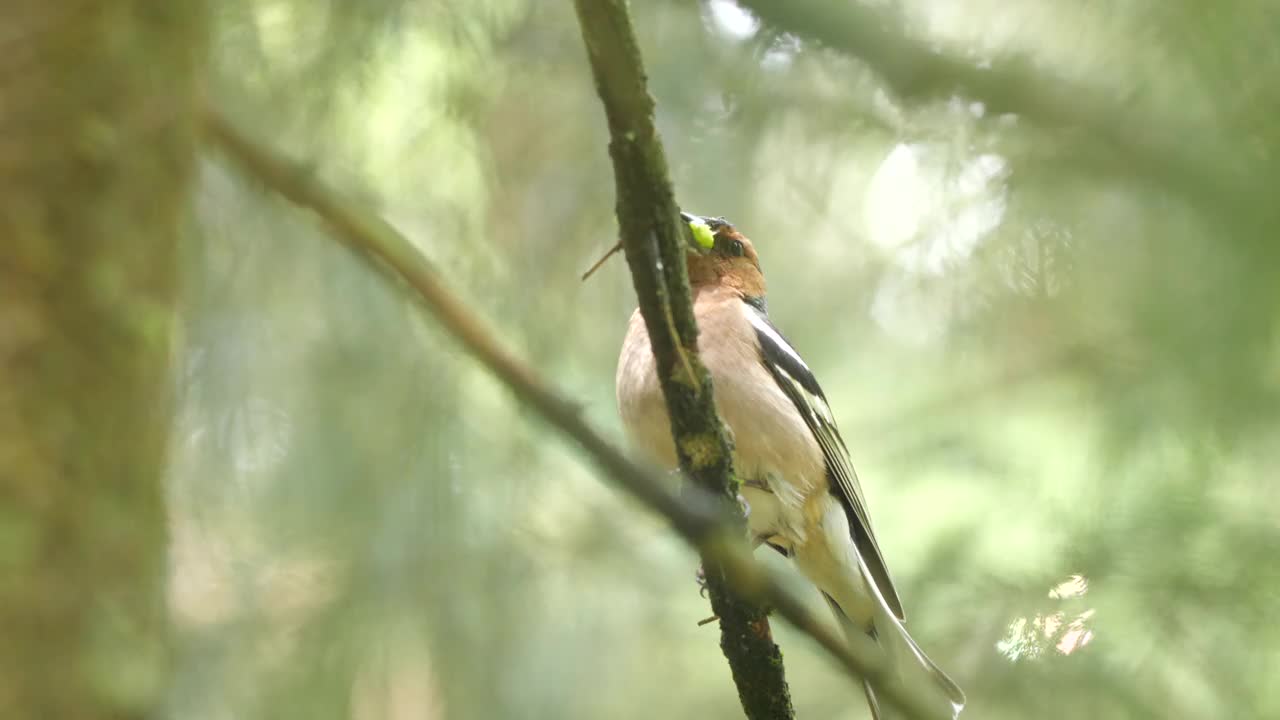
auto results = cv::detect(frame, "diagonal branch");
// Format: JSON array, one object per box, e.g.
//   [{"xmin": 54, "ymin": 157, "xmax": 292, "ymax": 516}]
[
  {"xmin": 567, "ymin": 1, "xmax": 793, "ymax": 718},
  {"xmin": 737, "ymin": 0, "xmax": 1260, "ymax": 223},
  {"xmin": 202, "ymin": 107, "xmax": 946, "ymax": 720}
]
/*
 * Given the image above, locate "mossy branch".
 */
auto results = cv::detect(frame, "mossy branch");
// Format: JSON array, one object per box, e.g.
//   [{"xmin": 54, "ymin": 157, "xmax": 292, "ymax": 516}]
[
  {"xmin": 567, "ymin": 1, "xmax": 794, "ymax": 717},
  {"xmin": 203, "ymin": 107, "xmax": 945, "ymax": 720}
]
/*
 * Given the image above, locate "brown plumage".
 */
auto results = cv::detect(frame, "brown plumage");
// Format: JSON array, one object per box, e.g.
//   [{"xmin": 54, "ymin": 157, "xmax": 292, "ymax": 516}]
[
  {"xmin": 614, "ymin": 214, "xmax": 965, "ymax": 720},
  {"xmin": 684, "ymin": 224, "xmax": 767, "ymax": 298}
]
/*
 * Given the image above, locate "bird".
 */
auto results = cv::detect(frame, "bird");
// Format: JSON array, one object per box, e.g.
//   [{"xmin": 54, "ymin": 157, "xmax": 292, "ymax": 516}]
[{"xmin": 612, "ymin": 212, "xmax": 965, "ymax": 720}]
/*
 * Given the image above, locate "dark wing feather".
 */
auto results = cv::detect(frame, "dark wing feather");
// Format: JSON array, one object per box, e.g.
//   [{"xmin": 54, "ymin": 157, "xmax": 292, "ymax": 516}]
[{"xmin": 745, "ymin": 301, "xmax": 906, "ymax": 621}]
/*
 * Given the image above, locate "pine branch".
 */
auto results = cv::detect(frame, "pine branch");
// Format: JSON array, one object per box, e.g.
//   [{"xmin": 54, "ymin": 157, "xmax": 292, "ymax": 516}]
[
  {"xmin": 737, "ymin": 0, "xmax": 1261, "ymax": 225},
  {"xmin": 202, "ymin": 107, "xmax": 947, "ymax": 720}
]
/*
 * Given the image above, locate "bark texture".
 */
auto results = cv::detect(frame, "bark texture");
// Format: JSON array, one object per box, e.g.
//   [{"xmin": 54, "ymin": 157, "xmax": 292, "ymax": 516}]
[
  {"xmin": 0, "ymin": 3, "xmax": 206, "ymax": 717},
  {"xmin": 568, "ymin": 1, "xmax": 794, "ymax": 717}
]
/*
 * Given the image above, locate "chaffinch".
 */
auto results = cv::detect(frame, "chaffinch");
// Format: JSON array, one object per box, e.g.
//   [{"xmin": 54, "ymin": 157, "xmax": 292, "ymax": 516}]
[{"xmin": 612, "ymin": 213, "xmax": 965, "ymax": 720}]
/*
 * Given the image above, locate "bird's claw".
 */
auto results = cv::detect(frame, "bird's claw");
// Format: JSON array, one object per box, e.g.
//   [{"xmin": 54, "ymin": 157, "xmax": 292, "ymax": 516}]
[{"xmin": 695, "ymin": 566, "xmax": 718, "ymax": 625}]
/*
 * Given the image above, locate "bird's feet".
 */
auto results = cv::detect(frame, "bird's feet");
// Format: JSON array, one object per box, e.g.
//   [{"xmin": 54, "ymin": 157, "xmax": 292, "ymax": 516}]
[{"xmin": 695, "ymin": 565, "xmax": 718, "ymax": 626}]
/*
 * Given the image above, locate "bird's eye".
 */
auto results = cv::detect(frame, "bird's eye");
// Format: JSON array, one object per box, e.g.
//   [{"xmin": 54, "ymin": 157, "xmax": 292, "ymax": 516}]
[{"xmin": 727, "ymin": 239, "xmax": 745, "ymax": 257}]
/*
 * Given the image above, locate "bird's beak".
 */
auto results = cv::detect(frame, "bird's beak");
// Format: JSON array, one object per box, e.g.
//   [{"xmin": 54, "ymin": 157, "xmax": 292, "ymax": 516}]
[{"xmin": 583, "ymin": 211, "xmax": 712, "ymax": 281}]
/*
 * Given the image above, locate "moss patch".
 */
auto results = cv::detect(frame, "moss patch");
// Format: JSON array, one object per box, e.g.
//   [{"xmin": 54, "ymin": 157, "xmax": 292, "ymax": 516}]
[{"xmin": 680, "ymin": 432, "xmax": 722, "ymax": 469}]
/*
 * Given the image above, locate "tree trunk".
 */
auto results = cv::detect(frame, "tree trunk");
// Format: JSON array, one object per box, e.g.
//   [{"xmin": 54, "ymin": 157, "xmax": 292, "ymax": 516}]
[{"xmin": 0, "ymin": 3, "xmax": 206, "ymax": 717}]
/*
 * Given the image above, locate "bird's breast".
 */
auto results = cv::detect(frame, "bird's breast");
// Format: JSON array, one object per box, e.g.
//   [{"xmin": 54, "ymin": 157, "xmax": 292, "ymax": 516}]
[{"xmin": 615, "ymin": 297, "xmax": 828, "ymax": 546}]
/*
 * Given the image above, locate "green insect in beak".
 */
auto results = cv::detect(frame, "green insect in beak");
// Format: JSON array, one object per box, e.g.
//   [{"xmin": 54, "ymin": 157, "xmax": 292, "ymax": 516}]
[
  {"xmin": 680, "ymin": 211, "xmax": 717, "ymax": 251},
  {"xmin": 581, "ymin": 210, "xmax": 717, "ymax": 281}
]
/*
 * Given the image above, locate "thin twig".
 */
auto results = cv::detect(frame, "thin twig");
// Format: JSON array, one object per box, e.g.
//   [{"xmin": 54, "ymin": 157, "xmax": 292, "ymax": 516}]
[
  {"xmin": 202, "ymin": 107, "xmax": 946, "ymax": 720},
  {"xmin": 581, "ymin": 241, "xmax": 621, "ymax": 281},
  {"xmin": 660, "ymin": 296, "xmax": 699, "ymax": 396}
]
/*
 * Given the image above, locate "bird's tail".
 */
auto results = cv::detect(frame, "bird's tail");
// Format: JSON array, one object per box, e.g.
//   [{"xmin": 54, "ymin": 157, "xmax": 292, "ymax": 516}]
[{"xmin": 824, "ymin": 595, "xmax": 965, "ymax": 720}]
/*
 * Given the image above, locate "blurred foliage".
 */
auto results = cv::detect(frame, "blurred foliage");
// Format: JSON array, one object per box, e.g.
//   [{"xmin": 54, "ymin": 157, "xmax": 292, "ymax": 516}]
[{"xmin": 174, "ymin": 1, "xmax": 1280, "ymax": 719}]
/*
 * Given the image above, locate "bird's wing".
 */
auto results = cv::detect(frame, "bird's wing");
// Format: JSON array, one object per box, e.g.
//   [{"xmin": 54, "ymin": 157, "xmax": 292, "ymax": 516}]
[{"xmin": 743, "ymin": 300, "xmax": 906, "ymax": 621}]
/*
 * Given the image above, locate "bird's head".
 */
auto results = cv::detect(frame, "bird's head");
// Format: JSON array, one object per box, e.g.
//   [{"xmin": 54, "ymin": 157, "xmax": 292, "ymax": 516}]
[
  {"xmin": 580, "ymin": 211, "xmax": 766, "ymax": 301},
  {"xmin": 681, "ymin": 212, "xmax": 766, "ymax": 300}
]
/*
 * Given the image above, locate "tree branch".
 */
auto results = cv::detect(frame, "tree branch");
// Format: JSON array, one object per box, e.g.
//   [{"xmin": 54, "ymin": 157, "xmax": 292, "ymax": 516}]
[
  {"xmin": 202, "ymin": 107, "xmax": 946, "ymax": 720},
  {"xmin": 737, "ymin": 0, "xmax": 1260, "ymax": 223},
  {"xmin": 567, "ymin": 1, "xmax": 795, "ymax": 718}
]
